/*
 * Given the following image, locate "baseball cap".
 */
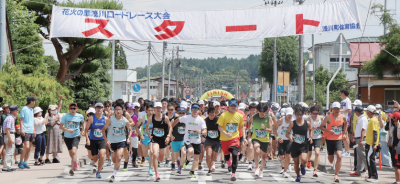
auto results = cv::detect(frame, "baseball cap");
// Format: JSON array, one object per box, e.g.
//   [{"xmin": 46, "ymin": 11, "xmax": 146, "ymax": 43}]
[
  {"xmin": 285, "ymin": 108, "xmax": 294, "ymax": 115},
  {"xmin": 95, "ymin": 102, "xmax": 104, "ymax": 108},
  {"xmin": 367, "ymin": 105, "xmax": 376, "ymax": 113},
  {"xmin": 9, "ymin": 105, "xmax": 20, "ymax": 112},
  {"xmin": 69, "ymin": 103, "xmax": 78, "ymax": 107},
  {"xmin": 280, "ymin": 108, "xmax": 286, "ymax": 114},
  {"xmin": 27, "ymin": 96, "xmax": 38, "ymax": 103},
  {"xmin": 199, "ymin": 100, "xmax": 204, "ymax": 105},
  {"xmin": 155, "ymin": 102, "xmax": 162, "ymax": 108},
  {"xmin": 229, "ymin": 99, "xmax": 238, "ymax": 106},
  {"xmin": 375, "ymin": 104, "xmax": 382, "ymax": 109},
  {"xmin": 273, "ymin": 103, "xmax": 280, "ymax": 109},
  {"xmin": 178, "ymin": 107, "xmax": 187, "ymax": 113},
  {"xmin": 88, "ymin": 107, "xmax": 95, "ymax": 114},
  {"xmin": 238, "ymin": 103, "xmax": 246, "ymax": 110},
  {"xmin": 191, "ymin": 104, "xmax": 200, "ymax": 109},
  {"xmin": 49, "ymin": 105, "xmax": 58, "ymax": 111},
  {"xmin": 133, "ymin": 102, "xmax": 140, "ymax": 108},
  {"xmin": 352, "ymin": 99, "xmax": 362, "ymax": 106},
  {"xmin": 33, "ymin": 107, "xmax": 43, "ymax": 114},
  {"xmin": 2, "ymin": 104, "xmax": 9, "ymax": 108},
  {"xmin": 126, "ymin": 103, "xmax": 134, "ymax": 110},
  {"xmin": 282, "ymin": 103, "xmax": 289, "ymax": 108},
  {"xmin": 331, "ymin": 102, "xmax": 340, "ymax": 109},
  {"xmin": 354, "ymin": 106, "xmax": 364, "ymax": 112},
  {"xmin": 384, "ymin": 109, "xmax": 393, "ymax": 114},
  {"xmin": 15, "ymin": 124, "xmax": 20, "ymax": 130},
  {"xmin": 213, "ymin": 101, "xmax": 220, "ymax": 107},
  {"xmin": 180, "ymin": 101, "xmax": 188, "ymax": 108},
  {"xmin": 392, "ymin": 112, "xmax": 400, "ymax": 119}
]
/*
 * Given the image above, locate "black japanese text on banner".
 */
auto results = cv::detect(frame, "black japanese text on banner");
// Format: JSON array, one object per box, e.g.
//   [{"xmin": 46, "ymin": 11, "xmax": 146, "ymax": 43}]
[{"xmin": 49, "ymin": 0, "xmax": 361, "ymax": 41}]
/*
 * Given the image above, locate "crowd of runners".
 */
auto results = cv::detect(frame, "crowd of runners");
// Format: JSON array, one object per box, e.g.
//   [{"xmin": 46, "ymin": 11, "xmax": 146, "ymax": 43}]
[{"xmin": 1, "ymin": 87, "xmax": 400, "ymax": 183}]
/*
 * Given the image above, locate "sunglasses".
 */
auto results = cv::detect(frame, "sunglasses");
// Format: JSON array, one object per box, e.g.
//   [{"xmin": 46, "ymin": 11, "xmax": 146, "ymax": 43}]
[
  {"xmin": 178, "ymin": 112, "xmax": 185, "ymax": 115},
  {"xmin": 95, "ymin": 106, "xmax": 103, "ymax": 109},
  {"xmin": 192, "ymin": 108, "xmax": 199, "ymax": 111},
  {"xmin": 312, "ymin": 113, "xmax": 318, "ymax": 115},
  {"xmin": 259, "ymin": 110, "xmax": 265, "ymax": 113},
  {"xmin": 69, "ymin": 108, "xmax": 77, "ymax": 110},
  {"xmin": 105, "ymin": 106, "xmax": 110, "ymax": 108},
  {"xmin": 168, "ymin": 109, "xmax": 175, "ymax": 111},
  {"xmin": 295, "ymin": 114, "xmax": 304, "ymax": 116}
]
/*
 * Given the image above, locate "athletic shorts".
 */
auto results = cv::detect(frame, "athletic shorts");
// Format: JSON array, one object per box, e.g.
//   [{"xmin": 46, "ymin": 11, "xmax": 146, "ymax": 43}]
[
  {"xmin": 65, "ymin": 136, "xmax": 80, "ymax": 151},
  {"xmin": 172, "ymin": 141, "xmax": 185, "ymax": 153},
  {"xmin": 110, "ymin": 141, "xmax": 127, "ymax": 151},
  {"xmin": 130, "ymin": 137, "xmax": 138, "ymax": 148},
  {"xmin": 240, "ymin": 137, "xmax": 243, "ymax": 144},
  {"xmin": 393, "ymin": 152, "xmax": 400, "ymax": 167},
  {"xmin": 141, "ymin": 136, "xmax": 151, "ymax": 146},
  {"xmin": 221, "ymin": 137, "xmax": 240, "ymax": 155},
  {"xmin": 185, "ymin": 142, "xmax": 202, "ymax": 155},
  {"xmin": 252, "ymin": 139, "xmax": 270, "ymax": 153},
  {"xmin": 151, "ymin": 137, "xmax": 167, "ymax": 149},
  {"xmin": 22, "ymin": 133, "xmax": 35, "ymax": 142},
  {"xmin": 0, "ymin": 135, "xmax": 4, "ymax": 146},
  {"xmin": 14, "ymin": 147, "xmax": 23, "ymax": 154},
  {"xmin": 326, "ymin": 139, "xmax": 343, "ymax": 155},
  {"xmin": 308, "ymin": 138, "xmax": 321, "ymax": 151},
  {"xmin": 90, "ymin": 139, "xmax": 106, "ymax": 156},
  {"xmin": 270, "ymin": 134, "xmax": 276, "ymax": 141},
  {"xmin": 85, "ymin": 144, "xmax": 91, "ymax": 150},
  {"xmin": 204, "ymin": 139, "xmax": 221, "ymax": 153},
  {"xmin": 278, "ymin": 140, "xmax": 291, "ymax": 155},
  {"xmin": 290, "ymin": 142, "xmax": 308, "ymax": 158}
]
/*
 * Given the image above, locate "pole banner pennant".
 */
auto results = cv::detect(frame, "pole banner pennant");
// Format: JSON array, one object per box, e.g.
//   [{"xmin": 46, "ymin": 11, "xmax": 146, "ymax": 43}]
[{"xmin": 50, "ymin": 0, "xmax": 361, "ymax": 41}]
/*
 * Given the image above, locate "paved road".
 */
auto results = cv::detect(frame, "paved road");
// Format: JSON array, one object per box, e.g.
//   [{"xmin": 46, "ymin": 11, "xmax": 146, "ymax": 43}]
[{"xmin": 45, "ymin": 157, "xmax": 386, "ymax": 184}]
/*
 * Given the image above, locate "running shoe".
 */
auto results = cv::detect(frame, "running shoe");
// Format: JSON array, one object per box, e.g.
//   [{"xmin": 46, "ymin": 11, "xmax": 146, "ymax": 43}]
[
  {"xmin": 93, "ymin": 166, "xmax": 97, "ymax": 173},
  {"xmin": 211, "ymin": 164, "xmax": 216, "ymax": 171},
  {"xmin": 259, "ymin": 171, "xmax": 264, "ymax": 179},
  {"xmin": 349, "ymin": 171, "xmax": 359, "ymax": 176},
  {"xmin": 171, "ymin": 163, "xmax": 176, "ymax": 171},
  {"xmin": 96, "ymin": 172, "xmax": 102, "ymax": 179},
  {"xmin": 140, "ymin": 160, "xmax": 145, "ymax": 167},
  {"xmin": 74, "ymin": 160, "xmax": 79, "ymax": 171},
  {"xmin": 107, "ymin": 160, "xmax": 112, "ymax": 166},
  {"xmin": 300, "ymin": 165, "xmax": 306, "ymax": 175},
  {"xmin": 254, "ymin": 168, "xmax": 260, "ymax": 176},
  {"xmin": 228, "ymin": 166, "xmax": 232, "ymax": 172},
  {"xmin": 207, "ymin": 170, "xmax": 212, "ymax": 176},
  {"xmin": 110, "ymin": 175, "xmax": 115, "ymax": 182},
  {"xmin": 177, "ymin": 160, "xmax": 180, "ymax": 167},
  {"xmin": 122, "ymin": 167, "xmax": 128, "ymax": 171},
  {"xmin": 273, "ymin": 154, "xmax": 277, "ymax": 159},
  {"xmin": 189, "ymin": 171, "xmax": 196, "ymax": 178},
  {"xmin": 69, "ymin": 169, "xmax": 74, "ymax": 176},
  {"xmin": 155, "ymin": 173, "xmax": 160, "ymax": 182},
  {"xmin": 146, "ymin": 155, "xmax": 150, "ymax": 161},
  {"xmin": 288, "ymin": 164, "xmax": 292, "ymax": 172},
  {"xmin": 342, "ymin": 151, "xmax": 350, "ymax": 157},
  {"xmin": 52, "ymin": 158, "xmax": 60, "ymax": 163},
  {"xmin": 165, "ymin": 160, "xmax": 170, "ymax": 167},
  {"xmin": 90, "ymin": 160, "xmax": 94, "ymax": 165},
  {"xmin": 279, "ymin": 169, "xmax": 284, "ymax": 174},
  {"xmin": 334, "ymin": 175, "xmax": 340, "ymax": 182},
  {"xmin": 177, "ymin": 167, "xmax": 182, "ymax": 174},
  {"xmin": 183, "ymin": 161, "xmax": 189, "ymax": 169},
  {"xmin": 282, "ymin": 172, "xmax": 289, "ymax": 178},
  {"xmin": 365, "ymin": 178, "xmax": 378, "ymax": 183},
  {"xmin": 247, "ymin": 164, "xmax": 253, "ymax": 171},
  {"xmin": 221, "ymin": 161, "xmax": 225, "ymax": 168},
  {"xmin": 307, "ymin": 161, "xmax": 312, "ymax": 169},
  {"xmin": 198, "ymin": 163, "xmax": 203, "ymax": 170},
  {"xmin": 158, "ymin": 161, "xmax": 160, "ymax": 167},
  {"xmin": 148, "ymin": 168, "xmax": 154, "ymax": 176},
  {"xmin": 23, "ymin": 162, "xmax": 30, "ymax": 169},
  {"xmin": 313, "ymin": 169, "xmax": 318, "ymax": 177},
  {"xmin": 295, "ymin": 176, "xmax": 301, "ymax": 182},
  {"xmin": 231, "ymin": 173, "xmax": 237, "ymax": 181},
  {"xmin": 45, "ymin": 159, "xmax": 51, "ymax": 164},
  {"xmin": 132, "ymin": 162, "xmax": 138, "ymax": 168}
]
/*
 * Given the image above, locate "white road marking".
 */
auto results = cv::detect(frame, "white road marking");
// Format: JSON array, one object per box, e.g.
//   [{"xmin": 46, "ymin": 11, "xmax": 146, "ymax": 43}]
[
  {"xmin": 104, "ymin": 171, "xmax": 134, "ymax": 182},
  {"xmin": 269, "ymin": 173, "xmax": 295, "ymax": 182},
  {"xmin": 147, "ymin": 171, "xmax": 171, "ymax": 181}
]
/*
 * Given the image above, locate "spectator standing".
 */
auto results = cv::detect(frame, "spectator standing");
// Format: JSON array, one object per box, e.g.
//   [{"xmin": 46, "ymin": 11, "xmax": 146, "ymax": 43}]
[
  {"xmin": 1, "ymin": 104, "xmax": 9, "ymax": 163},
  {"xmin": 365, "ymin": 105, "xmax": 380, "ymax": 182},
  {"xmin": 33, "ymin": 107, "xmax": 46, "ymax": 165},
  {"xmin": 349, "ymin": 106, "xmax": 368, "ymax": 177},
  {"xmin": 2, "ymin": 105, "xmax": 20, "ymax": 172},
  {"xmin": 19, "ymin": 96, "xmax": 37, "ymax": 169},
  {"xmin": 44, "ymin": 103, "xmax": 63, "ymax": 163}
]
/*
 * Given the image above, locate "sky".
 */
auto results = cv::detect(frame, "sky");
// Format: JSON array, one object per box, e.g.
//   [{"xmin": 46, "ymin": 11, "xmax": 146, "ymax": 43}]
[{"xmin": 42, "ymin": 0, "xmax": 399, "ymax": 69}]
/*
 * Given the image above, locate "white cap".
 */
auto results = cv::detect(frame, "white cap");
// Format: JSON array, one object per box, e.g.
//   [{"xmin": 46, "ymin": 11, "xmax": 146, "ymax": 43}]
[
  {"xmin": 273, "ymin": 103, "xmax": 280, "ymax": 109},
  {"xmin": 33, "ymin": 107, "xmax": 43, "ymax": 114},
  {"xmin": 375, "ymin": 104, "xmax": 382, "ymax": 109},
  {"xmin": 213, "ymin": 101, "xmax": 220, "ymax": 107},
  {"xmin": 238, "ymin": 103, "xmax": 246, "ymax": 110},
  {"xmin": 199, "ymin": 100, "xmax": 204, "ymax": 105},
  {"xmin": 285, "ymin": 108, "xmax": 294, "ymax": 115},
  {"xmin": 280, "ymin": 108, "xmax": 286, "ymax": 114},
  {"xmin": 180, "ymin": 101, "xmax": 188, "ymax": 108},
  {"xmin": 133, "ymin": 102, "xmax": 140, "ymax": 108},
  {"xmin": 352, "ymin": 99, "xmax": 362, "ymax": 106},
  {"xmin": 155, "ymin": 102, "xmax": 162, "ymax": 108},
  {"xmin": 0, "ymin": 107, "xmax": 3, "ymax": 111},
  {"xmin": 332, "ymin": 102, "xmax": 340, "ymax": 108},
  {"xmin": 88, "ymin": 107, "xmax": 96, "ymax": 114},
  {"xmin": 367, "ymin": 105, "xmax": 376, "ymax": 113},
  {"xmin": 299, "ymin": 102, "xmax": 309, "ymax": 108}
]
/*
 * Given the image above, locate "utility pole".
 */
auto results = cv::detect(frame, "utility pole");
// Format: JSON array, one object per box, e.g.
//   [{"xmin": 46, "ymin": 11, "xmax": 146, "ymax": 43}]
[
  {"xmin": 261, "ymin": 78, "xmax": 263, "ymax": 101},
  {"xmin": 296, "ymin": 0, "xmax": 304, "ymax": 102},
  {"xmin": 200, "ymin": 76, "xmax": 203, "ymax": 97},
  {"xmin": 236, "ymin": 73, "xmax": 239, "ymax": 100},
  {"xmin": 272, "ymin": 0, "xmax": 279, "ymax": 103},
  {"xmin": 161, "ymin": 41, "xmax": 167, "ymax": 99},
  {"xmin": 312, "ymin": 34, "xmax": 315, "ymax": 101},
  {"xmin": 111, "ymin": 40, "xmax": 115, "ymax": 100},
  {"xmin": 384, "ymin": 0, "xmax": 387, "ymax": 35},
  {"xmin": 168, "ymin": 47, "xmax": 174, "ymax": 100},
  {"xmin": 0, "ymin": 0, "xmax": 6, "ymax": 68},
  {"xmin": 176, "ymin": 46, "xmax": 180, "ymax": 99},
  {"xmin": 147, "ymin": 42, "xmax": 151, "ymax": 100}
]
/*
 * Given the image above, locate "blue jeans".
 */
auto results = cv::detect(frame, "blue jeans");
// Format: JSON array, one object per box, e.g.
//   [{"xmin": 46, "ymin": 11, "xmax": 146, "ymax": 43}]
[{"xmin": 34, "ymin": 133, "xmax": 46, "ymax": 159}]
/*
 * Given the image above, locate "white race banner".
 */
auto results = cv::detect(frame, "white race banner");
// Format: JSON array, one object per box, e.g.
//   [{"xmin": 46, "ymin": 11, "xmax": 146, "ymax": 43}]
[{"xmin": 50, "ymin": 0, "xmax": 361, "ymax": 41}]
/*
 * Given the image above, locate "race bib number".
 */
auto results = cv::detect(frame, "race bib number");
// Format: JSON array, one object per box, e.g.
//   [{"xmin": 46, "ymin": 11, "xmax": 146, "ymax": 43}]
[
  {"xmin": 131, "ymin": 126, "xmax": 135, "ymax": 132},
  {"xmin": 93, "ymin": 128, "xmax": 103, "ymax": 138},
  {"xmin": 153, "ymin": 128, "xmax": 164, "ymax": 137},
  {"xmin": 188, "ymin": 130, "xmax": 199, "ymax": 139},
  {"xmin": 207, "ymin": 130, "xmax": 219, "ymax": 139},
  {"xmin": 313, "ymin": 128, "xmax": 321, "ymax": 135},
  {"xmin": 226, "ymin": 123, "xmax": 238, "ymax": 133},
  {"xmin": 281, "ymin": 127, "xmax": 288, "ymax": 134},
  {"xmin": 332, "ymin": 126, "xmax": 342, "ymax": 135},
  {"xmin": 112, "ymin": 127, "xmax": 124, "ymax": 135},
  {"xmin": 256, "ymin": 129, "xmax": 267, "ymax": 138},
  {"xmin": 178, "ymin": 126, "xmax": 185, "ymax": 134},
  {"xmin": 143, "ymin": 128, "xmax": 152, "ymax": 137},
  {"xmin": 293, "ymin": 134, "xmax": 305, "ymax": 144},
  {"xmin": 66, "ymin": 121, "xmax": 79, "ymax": 129}
]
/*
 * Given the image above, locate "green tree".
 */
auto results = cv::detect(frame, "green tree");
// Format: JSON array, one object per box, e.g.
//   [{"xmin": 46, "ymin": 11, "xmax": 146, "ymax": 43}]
[
  {"xmin": 6, "ymin": 0, "xmax": 45, "ymax": 74},
  {"xmin": 0, "ymin": 63, "xmax": 73, "ymax": 114},
  {"xmin": 259, "ymin": 36, "xmax": 299, "ymax": 85},
  {"xmin": 23, "ymin": 0, "xmax": 123, "ymax": 84},
  {"xmin": 111, "ymin": 41, "xmax": 128, "ymax": 69},
  {"xmin": 71, "ymin": 57, "xmax": 112, "ymax": 110},
  {"xmin": 362, "ymin": 3, "xmax": 400, "ymax": 79}
]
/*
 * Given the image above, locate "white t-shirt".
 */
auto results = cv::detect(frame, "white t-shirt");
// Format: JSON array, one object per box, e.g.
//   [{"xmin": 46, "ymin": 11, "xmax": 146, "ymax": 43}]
[
  {"xmin": 341, "ymin": 97, "xmax": 352, "ymax": 124},
  {"xmin": 138, "ymin": 111, "xmax": 147, "ymax": 119},
  {"xmin": 179, "ymin": 115, "xmax": 207, "ymax": 144},
  {"xmin": 354, "ymin": 114, "xmax": 368, "ymax": 138}
]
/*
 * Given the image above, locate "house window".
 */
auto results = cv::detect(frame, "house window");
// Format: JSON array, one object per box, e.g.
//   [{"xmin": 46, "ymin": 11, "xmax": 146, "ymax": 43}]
[{"xmin": 329, "ymin": 58, "xmax": 355, "ymax": 71}]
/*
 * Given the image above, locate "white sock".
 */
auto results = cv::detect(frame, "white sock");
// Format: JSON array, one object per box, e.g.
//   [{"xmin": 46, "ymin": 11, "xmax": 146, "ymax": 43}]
[{"xmin": 113, "ymin": 169, "xmax": 118, "ymax": 176}]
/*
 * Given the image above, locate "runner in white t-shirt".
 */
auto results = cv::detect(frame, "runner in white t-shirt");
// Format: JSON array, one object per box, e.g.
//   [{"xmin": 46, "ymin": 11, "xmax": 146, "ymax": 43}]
[{"xmin": 340, "ymin": 88, "xmax": 352, "ymax": 157}]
